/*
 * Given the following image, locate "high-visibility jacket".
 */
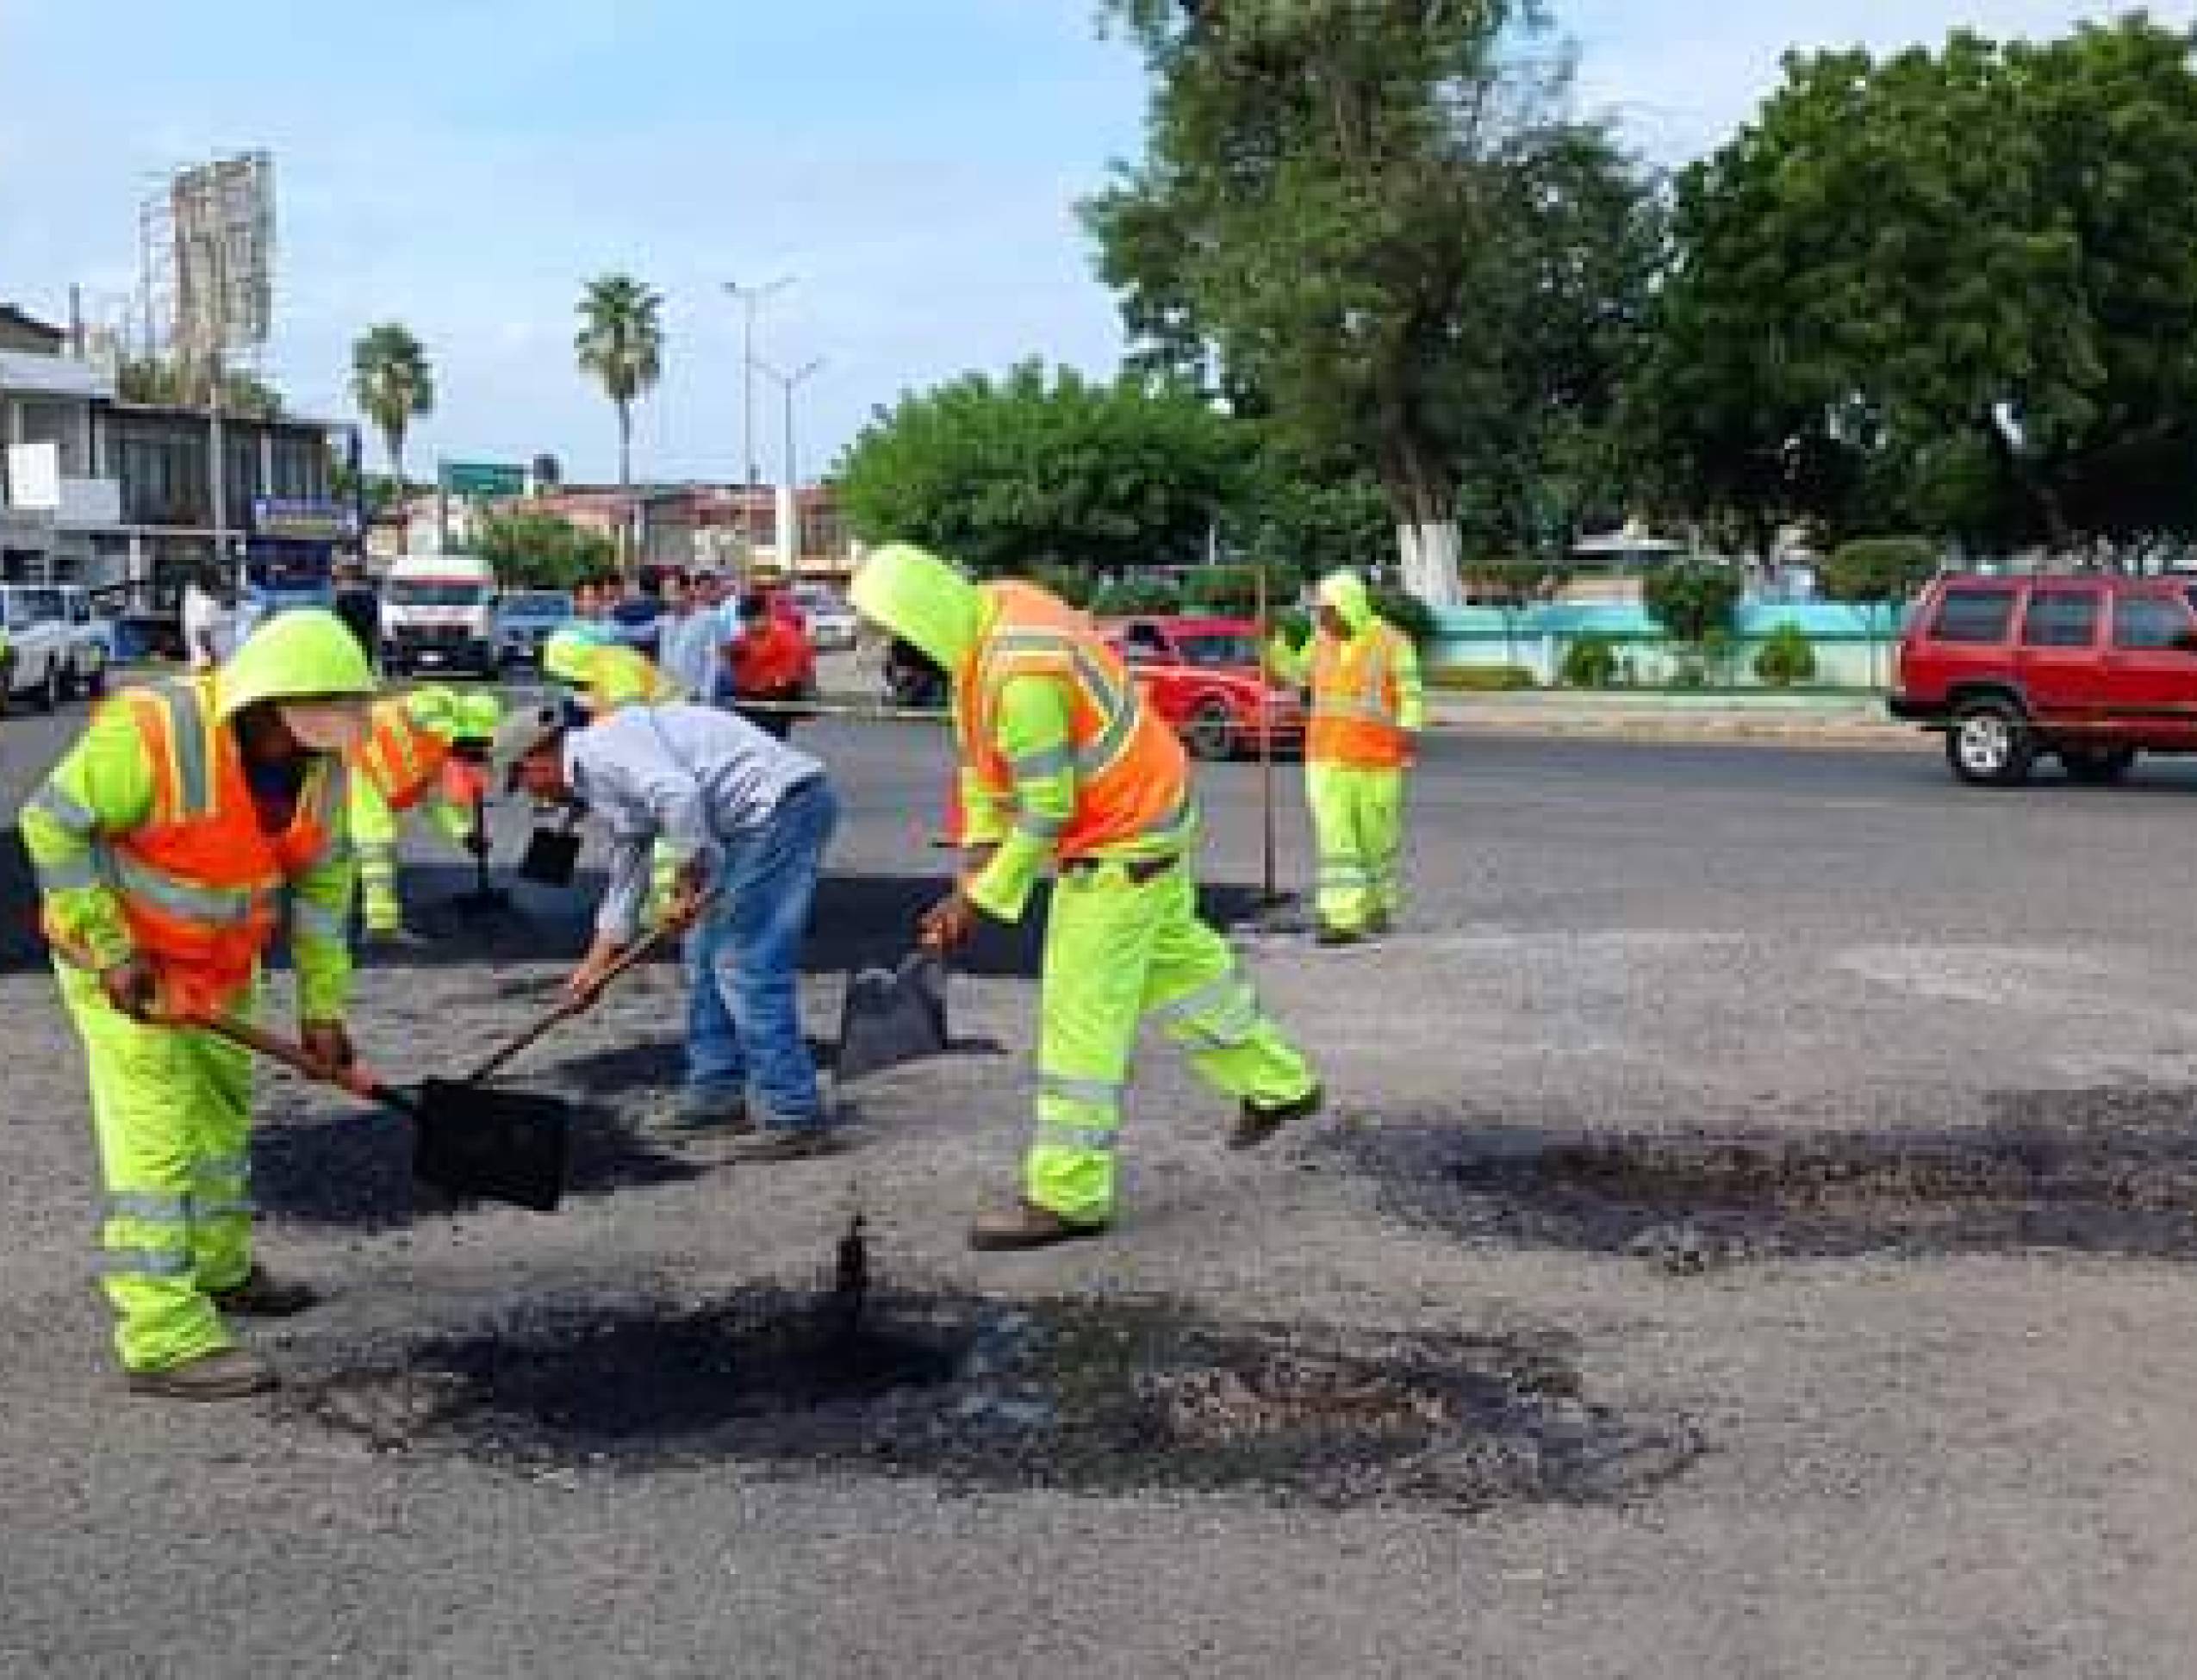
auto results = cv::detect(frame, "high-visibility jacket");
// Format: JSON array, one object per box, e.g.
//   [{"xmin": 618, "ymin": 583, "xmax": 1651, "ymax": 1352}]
[
  {"xmin": 1309, "ymin": 622, "xmax": 1415, "ymax": 768},
  {"xmin": 350, "ymin": 698, "xmax": 486, "ymax": 813},
  {"xmin": 73, "ymin": 678, "xmax": 344, "ymax": 1016},
  {"xmin": 956, "ymin": 582, "xmax": 1192, "ymax": 863}
]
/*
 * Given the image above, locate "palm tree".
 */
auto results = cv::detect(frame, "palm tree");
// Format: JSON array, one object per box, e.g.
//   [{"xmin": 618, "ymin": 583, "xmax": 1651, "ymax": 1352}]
[
  {"xmin": 350, "ymin": 324, "xmax": 434, "ymax": 491},
  {"xmin": 574, "ymin": 274, "xmax": 663, "ymax": 522}
]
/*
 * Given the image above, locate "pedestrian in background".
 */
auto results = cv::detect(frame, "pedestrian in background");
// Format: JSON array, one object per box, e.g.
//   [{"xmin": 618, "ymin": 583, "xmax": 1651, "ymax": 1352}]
[
  {"xmin": 181, "ymin": 567, "xmax": 235, "ymax": 671},
  {"xmin": 332, "ymin": 562, "xmax": 381, "ymax": 669},
  {"xmin": 726, "ymin": 588, "xmax": 815, "ymax": 739}
]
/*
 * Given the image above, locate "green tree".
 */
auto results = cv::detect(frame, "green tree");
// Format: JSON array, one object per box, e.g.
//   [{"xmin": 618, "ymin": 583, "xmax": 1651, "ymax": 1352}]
[
  {"xmin": 119, "ymin": 355, "xmax": 285, "ymax": 419},
  {"xmin": 1821, "ymin": 536, "xmax": 1940, "ymax": 687},
  {"xmin": 1752, "ymin": 621, "xmax": 1819, "ymax": 688},
  {"xmin": 574, "ymin": 274, "xmax": 663, "ymax": 509},
  {"xmin": 1644, "ymin": 561, "xmax": 1744, "ymax": 681},
  {"xmin": 475, "ymin": 510, "xmax": 617, "ymax": 589},
  {"xmin": 1637, "ymin": 16, "xmax": 2197, "ymax": 557},
  {"xmin": 1087, "ymin": 1, "xmax": 1659, "ymax": 602},
  {"xmin": 349, "ymin": 324, "xmax": 434, "ymax": 491},
  {"xmin": 834, "ymin": 361, "xmax": 1245, "ymax": 579}
]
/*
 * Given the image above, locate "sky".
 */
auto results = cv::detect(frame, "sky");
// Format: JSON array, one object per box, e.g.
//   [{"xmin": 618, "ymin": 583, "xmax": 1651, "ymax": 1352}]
[{"xmin": 0, "ymin": 1, "xmax": 2184, "ymax": 488}]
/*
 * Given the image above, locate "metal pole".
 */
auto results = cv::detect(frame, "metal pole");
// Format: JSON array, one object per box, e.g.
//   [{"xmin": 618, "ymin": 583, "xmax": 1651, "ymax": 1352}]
[
  {"xmin": 724, "ymin": 277, "xmax": 793, "ymax": 576},
  {"xmin": 1256, "ymin": 559, "xmax": 1277, "ymax": 905}
]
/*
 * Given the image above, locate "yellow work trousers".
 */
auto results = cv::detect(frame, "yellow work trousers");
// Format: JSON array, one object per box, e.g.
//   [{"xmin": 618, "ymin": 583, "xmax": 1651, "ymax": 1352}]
[
  {"xmin": 1307, "ymin": 762, "xmax": 1404, "ymax": 933},
  {"xmin": 57, "ymin": 963, "xmax": 255, "ymax": 1373},
  {"xmin": 1029, "ymin": 855, "xmax": 1317, "ymax": 1224}
]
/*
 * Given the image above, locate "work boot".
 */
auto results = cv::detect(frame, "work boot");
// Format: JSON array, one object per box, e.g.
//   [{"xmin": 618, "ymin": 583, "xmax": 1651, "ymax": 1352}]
[
  {"xmin": 1229, "ymin": 1083, "xmax": 1325, "ymax": 1151},
  {"xmin": 651, "ymin": 1087, "xmax": 756, "ymax": 1138},
  {"xmin": 1314, "ymin": 923, "xmax": 1366, "ymax": 948},
  {"xmin": 968, "ymin": 1199, "xmax": 1109, "ymax": 1253},
  {"xmin": 125, "ymin": 1347, "xmax": 277, "ymax": 1402},
  {"xmin": 211, "ymin": 1265, "xmax": 321, "ymax": 1318},
  {"xmin": 725, "ymin": 1126, "xmax": 843, "ymax": 1163}
]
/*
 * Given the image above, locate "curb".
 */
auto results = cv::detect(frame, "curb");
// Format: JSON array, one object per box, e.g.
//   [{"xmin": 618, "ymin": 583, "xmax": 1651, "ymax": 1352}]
[{"xmin": 1426, "ymin": 714, "xmax": 1920, "ymax": 749}]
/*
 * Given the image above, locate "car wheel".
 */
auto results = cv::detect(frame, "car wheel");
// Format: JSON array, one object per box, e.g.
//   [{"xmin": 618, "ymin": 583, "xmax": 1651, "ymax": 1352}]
[
  {"xmin": 2061, "ymin": 744, "xmax": 2136, "ymax": 785},
  {"xmin": 1946, "ymin": 698, "xmax": 2034, "ymax": 787},
  {"xmin": 35, "ymin": 662, "xmax": 60, "ymax": 713},
  {"xmin": 1186, "ymin": 698, "xmax": 1239, "ymax": 761},
  {"xmin": 84, "ymin": 657, "xmax": 106, "ymax": 699}
]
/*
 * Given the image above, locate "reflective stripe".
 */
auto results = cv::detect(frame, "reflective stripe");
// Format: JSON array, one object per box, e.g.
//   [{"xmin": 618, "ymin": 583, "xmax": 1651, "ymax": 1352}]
[
  {"xmin": 1014, "ymin": 811, "xmax": 1069, "ymax": 841},
  {"xmin": 1075, "ymin": 692, "xmax": 1138, "ymax": 779},
  {"xmin": 157, "ymin": 683, "xmax": 215, "ymax": 818},
  {"xmin": 109, "ymin": 851, "xmax": 262, "ymax": 924},
  {"xmin": 984, "ymin": 633, "xmax": 1140, "ymax": 778},
  {"xmin": 1032, "ymin": 1120, "xmax": 1119, "ymax": 1154},
  {"xmin": 27, "ymin": 784, "xmax": 98, "ymax": 835},
  {"xmin": 1151, "ymin": 974, "xmax": 1260, "ymax": 1050},
  {"xmin": 196, "ymin": 1153, "xmax": 249, "ymax": 1180},
  {"xmin": 1037, "ymin": 1072, "xmax": 1123, "ymax": 1110},
  {"xmin": 34, "ymin": 854, "xmax": 103, "ymax": 893},
  {"xmin": 289, "ymin": 899, "xmax": 346, "ymax": 944},
  {"xmin": 1151, "ymin": 974, "xmax": 1249, "ymax": 1027},
  {"xmin": 101, "ymin": 1247, "xmax": 193, "ymax": 1279},
  {"xmin": 1010, "ymin": 744, "xmax": 1077, "ymax": 781},
  {"xmin": 106, "ymin": 1192, "xmax": 190, "ymax": 1223},
  {"xmin": 191, "ymin": 1198, "xmax": 256, "ymax": 1220}
]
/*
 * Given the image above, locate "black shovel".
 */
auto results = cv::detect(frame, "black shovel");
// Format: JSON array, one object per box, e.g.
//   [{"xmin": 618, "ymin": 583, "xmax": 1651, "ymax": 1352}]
[
  {"xmin": 835, "ymin": 951, "xmax": 950, "ymax": 1084},
  {"xmin": 198, "ymin": 1015, "xmax": 571, "ymax": 1213},
  {"xmin": 519, "ymin": 806, "xmax": 584, "ymax": 887}
]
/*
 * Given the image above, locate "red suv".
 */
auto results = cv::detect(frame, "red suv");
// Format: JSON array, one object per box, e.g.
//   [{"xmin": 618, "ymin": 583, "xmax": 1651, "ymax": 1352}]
[
  {"xmin": 1891, "ymin": 574, "xmax": 2197, "ymax": 785},
  {"xmin": 1103, "ymin": 615, "xmax": 1308, "ymax": 760}
]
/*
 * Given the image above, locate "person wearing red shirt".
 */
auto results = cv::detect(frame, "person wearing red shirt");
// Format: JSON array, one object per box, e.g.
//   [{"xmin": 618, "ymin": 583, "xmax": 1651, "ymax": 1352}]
[{"xmin": 725, "ymin": 589, "xmax": 816, "ymax": 739}]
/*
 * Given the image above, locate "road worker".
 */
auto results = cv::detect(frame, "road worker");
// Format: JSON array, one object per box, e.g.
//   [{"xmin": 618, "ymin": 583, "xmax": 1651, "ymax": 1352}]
[
  {"xmin": 346, "ymin": 687, "xmax": 504, "ymax": 940},
  {"xmin": 1267, "ymin": 571, "xmax": 1425, "ymax": 944},
  {"xmin": 850, "ymin": 543, "xmax": 1323, "ymax": 1251},
  {"xmin": 20, "ymin": 610, "xmax": 376, "ymax": 1400}
]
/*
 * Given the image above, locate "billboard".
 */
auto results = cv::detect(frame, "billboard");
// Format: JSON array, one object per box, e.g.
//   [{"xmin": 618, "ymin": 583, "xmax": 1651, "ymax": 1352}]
[{"xmin": 172, "ymin": 152, "xmax": 274, "ymax": 358}]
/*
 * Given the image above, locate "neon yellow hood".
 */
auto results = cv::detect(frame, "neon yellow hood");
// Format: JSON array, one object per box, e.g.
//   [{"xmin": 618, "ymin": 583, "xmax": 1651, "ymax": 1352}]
[
  {"xmin": 850, "ymin": 543, "xmax": 981, "ymax": 671},
  {"xmin": 215, "ymin": 608, "xmax": 377, "ymax": 719},
  {"xmin": 402, "ymin": 686, "xmax": 503, "ymax": 741},
  {"xmin": 1316, "ymin": 570, "xmax": 1375, "ymax": 636}
]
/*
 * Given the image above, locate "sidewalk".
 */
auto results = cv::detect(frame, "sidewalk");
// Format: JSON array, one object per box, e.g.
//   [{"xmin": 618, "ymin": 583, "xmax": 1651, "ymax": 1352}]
[{"xmin": 1426, "ymin": 688, "xmax": 1919, "ymax": 745}]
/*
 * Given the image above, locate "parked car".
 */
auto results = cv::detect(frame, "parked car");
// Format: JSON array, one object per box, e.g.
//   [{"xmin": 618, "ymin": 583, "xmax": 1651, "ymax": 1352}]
[
  {"xmin": 495, "ymin": 589, "xmax": 575, "ymax": 669},
  {"xmin": 792, "ymin": 583, "xmax": 859, "ymax": 652},
  {"xmin": 55, "ymin": 585, "xmax": 111, "ymax": 698},
  {"xmin": 382, "ymin": 552, "xmax": 498, "ymax": 677},
  {"xmin": 0, "ymin": 584, "xmax": 87, "ymax": 712},
  {"xmin": 1889, "ymin": 572, "xmax": 2197, "ymax": 786},
  {"xmin": 1103, "ymin": 615, "xmax": 1308, "ymax": 761}
]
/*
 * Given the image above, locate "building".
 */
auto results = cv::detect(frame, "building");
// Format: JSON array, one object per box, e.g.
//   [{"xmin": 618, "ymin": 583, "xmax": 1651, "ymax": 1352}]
[{"xmin": 0, "ymin": 300, "xmax": 363, "ymax": 625}]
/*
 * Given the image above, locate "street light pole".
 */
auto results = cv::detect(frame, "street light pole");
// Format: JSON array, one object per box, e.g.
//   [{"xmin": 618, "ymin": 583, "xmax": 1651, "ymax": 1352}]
[
  {"xmin": 723, "ymin": 277, "xmax": 793, "ymax": 576},
  {"xmin": 753, "ymin": 355, "xmax": 824, "ymax": 574}
]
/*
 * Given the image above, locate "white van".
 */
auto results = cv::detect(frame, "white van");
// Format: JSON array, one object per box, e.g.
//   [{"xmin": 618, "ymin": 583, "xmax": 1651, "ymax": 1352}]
[{"xmin": 381, "ymin": 552, "xmax": 498, "ymax": 676}]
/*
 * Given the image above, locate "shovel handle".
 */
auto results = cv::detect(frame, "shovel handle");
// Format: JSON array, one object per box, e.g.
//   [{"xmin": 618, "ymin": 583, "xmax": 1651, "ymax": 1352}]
[
  {"xmin": 464, "ymin": 898, "xmax": 710, "ymax": 1085},
  {"xmin": 196, "ymin": 1013, "xmax": 415, "ymax": 1114}
]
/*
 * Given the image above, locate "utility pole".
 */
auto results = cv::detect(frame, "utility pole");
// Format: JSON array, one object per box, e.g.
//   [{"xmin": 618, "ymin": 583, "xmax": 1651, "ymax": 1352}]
[
  {"xmin": 753, "ymin": 355, "xmax": 824, "ymax": 574},
  {"xmin": 722, "ymin": 277, "xmax": 793, "ymax": 577}
]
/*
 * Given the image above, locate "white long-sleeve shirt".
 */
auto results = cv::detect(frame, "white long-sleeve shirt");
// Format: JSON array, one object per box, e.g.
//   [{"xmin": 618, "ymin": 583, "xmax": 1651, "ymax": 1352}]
[{"xmin": 564, "ymin": 702, "xmax": 825, "ymax": 941}]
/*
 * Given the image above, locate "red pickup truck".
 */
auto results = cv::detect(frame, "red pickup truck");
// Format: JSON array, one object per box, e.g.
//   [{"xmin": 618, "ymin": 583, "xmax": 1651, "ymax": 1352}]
[
  {"xmin": 1102, "ymin": 615, "xmax": 1308, "ymax": 761},
  {"xmin": 1890, "ymin": 573, "xmax": 2197, "ymax": 785}
]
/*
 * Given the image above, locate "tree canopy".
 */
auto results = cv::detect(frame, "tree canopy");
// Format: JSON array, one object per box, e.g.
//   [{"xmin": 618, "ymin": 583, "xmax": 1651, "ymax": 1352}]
[
  {"xmin": 834, "ymin": 361, "xmax": 1244, "ymax": 578},
  {"xmin": 475, "ymin": 509, "xmax": 616, "ymax": 589},
  {"xmin": 1635, "ymin": 15, "xmax": 2197, "ymax": 559}
]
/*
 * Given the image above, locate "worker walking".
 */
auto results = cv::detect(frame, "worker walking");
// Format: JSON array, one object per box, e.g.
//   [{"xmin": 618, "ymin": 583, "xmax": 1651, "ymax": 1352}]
[
  {"xmin": 347, "ymin": 686, "xmax": 504, "ymax": 941},
  {"xmin": 20, "ymin": 611, "xmax": 376, "ymax": 1400},
  {"xmin": 513, "ymin": 643, "xmax": 843, "ymax": 1158},
  {"xmin": 1267, "ymin": 571, "xmax": 1425, "ymax": 944},
  {"xmin": 850, "ymin": 544, "xmax": 1323, "ymax": 1251}
]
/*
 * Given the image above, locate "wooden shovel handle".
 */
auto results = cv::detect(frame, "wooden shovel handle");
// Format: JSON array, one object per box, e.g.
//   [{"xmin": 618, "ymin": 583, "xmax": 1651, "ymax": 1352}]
[{"xmin": 196, "ymin": 1013, "xmax": 411, "ymax": 1111}]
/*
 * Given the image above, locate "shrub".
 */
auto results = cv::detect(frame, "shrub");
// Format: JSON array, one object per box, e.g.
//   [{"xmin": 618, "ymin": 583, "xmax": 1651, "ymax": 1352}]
[
  {"xmin": 1180, "ymin": 563, "xmax": 1286, "ymax": 615},
  {"xmin": 1753, "ymin": 621, "xmax": 1819, "ymax": 688},
  {"xmin": 1087, "ymin": 576, "xmax": 1181, "ymax": 616},
  {"xmin": 1030, "ymin": 565, "xmax": 1096, "ymax": 608},
  {"xmin": 1643, "ymin": 560, "xmax": 1743, "ymax": 648},
  {"xmin": 1428, "ymin": 664, "xmax": 1534, "ymax": 691},
  {"xmin": 1561, "ymin": 632, "xmax": 1621, "ymax": 688}
]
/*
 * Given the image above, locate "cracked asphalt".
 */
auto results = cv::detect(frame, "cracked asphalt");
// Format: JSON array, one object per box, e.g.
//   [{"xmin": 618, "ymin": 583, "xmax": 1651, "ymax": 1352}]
[{"xmin": 9, "ymin": 690, "xmax": 2197, "ymax": 1677}]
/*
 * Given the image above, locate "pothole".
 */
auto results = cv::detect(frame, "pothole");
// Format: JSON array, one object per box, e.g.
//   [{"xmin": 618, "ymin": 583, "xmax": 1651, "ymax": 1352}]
[
  {"xmin": 1344, "ymin": 1090, "xmax": 2197, "ymax": 1268},
  {"xmin": 287, "ymin": 1288, "xmax": 1696, "ymax": 1509}
]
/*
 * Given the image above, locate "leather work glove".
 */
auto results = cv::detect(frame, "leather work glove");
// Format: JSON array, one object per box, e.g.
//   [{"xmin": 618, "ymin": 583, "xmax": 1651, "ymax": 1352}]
[
  {"xmin": 299, "ymin": 1020, "xmax": 357, "ymax": 1077},
  {"xmin": 100, "ymin": 956, "xmax": 165, "ymax": 1024}
]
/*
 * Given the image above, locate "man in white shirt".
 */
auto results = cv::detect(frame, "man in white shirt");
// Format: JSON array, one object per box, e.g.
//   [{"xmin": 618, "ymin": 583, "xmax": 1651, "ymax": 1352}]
[
  {"xmin": 509, "ymin": 688, "xmax": 843, "ymax": 1159},
  {"xmin": 181, "ymin": 569, "xmax": 237, "ymax": 670}
]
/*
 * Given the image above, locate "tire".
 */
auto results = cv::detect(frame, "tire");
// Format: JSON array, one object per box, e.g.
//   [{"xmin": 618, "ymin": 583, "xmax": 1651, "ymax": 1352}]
[
  {"xmin": 34, "ymin": 661, "xmax": 59, "ymax": 714},
  {"xmin": 1945, "ymin": 697, "xmax": 2035, "ymax": 787},
  {"xmin": 2061, "ymin": 744, "xmax": 2136, "ymax": 785},
  {"xmin": 1186, "ymin": 697, "xmax": 1240, "ymax": 762},
  {"xmin": 84, "ymin": 657, "xmax": 106, "ymax": 699}
]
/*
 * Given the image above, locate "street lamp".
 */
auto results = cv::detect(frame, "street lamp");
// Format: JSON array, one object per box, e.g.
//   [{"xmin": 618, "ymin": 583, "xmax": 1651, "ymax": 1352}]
[
  {"xmin": 752, "ymin": 355, "xmax": 825, "ymax": 573},
  {"xmin": 723, "ymin": 277, "xmax": 794, "ymax": 569}
]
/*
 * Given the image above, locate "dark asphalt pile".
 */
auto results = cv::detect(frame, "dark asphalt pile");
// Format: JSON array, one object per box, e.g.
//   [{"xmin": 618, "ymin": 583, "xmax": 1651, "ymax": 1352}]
[
  {"xmin": 286, "ymin": 1287, "xmax": 1698, "ymax": 1509},
  {"xmin": 1342, "ymin": 1088, "xmax": 2197, "ymax": 1271}
]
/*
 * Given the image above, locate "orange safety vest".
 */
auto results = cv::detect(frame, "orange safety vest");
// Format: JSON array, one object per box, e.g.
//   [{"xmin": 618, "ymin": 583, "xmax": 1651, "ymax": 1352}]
[
  {"xmin": 352, "ymin": 699, "xmax": 453, "ymax": 812},
  {"xmin": 956, "ymin": 583, "xmax": 1193, "ymax": 859},
  {"xmin": 1309, "ymin": 622, "xmax": 1410, "ymax": 768},
  {"xmin": 96, "ymin": 677, "xmax": 341, "ymax": 1015}
]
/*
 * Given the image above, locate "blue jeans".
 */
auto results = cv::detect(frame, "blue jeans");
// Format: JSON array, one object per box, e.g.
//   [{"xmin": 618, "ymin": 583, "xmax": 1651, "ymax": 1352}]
[{"xmin": 685, "ymin": 777, "xmax": 837, "ymax": 1130}]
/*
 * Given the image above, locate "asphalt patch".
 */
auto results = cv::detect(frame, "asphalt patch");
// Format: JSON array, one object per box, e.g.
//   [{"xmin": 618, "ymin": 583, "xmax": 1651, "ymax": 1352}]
[
  {"xmin": 1342, "ymin": 1088, "xmax": 2197, "ymax": 1269},
  {"xmin": 288, "ymin": 1289, "xmax": 1697, "ymax": 1509},
  {"xmin": 251, "ymin": 1090, "xmax": 705, "ymax": 1229}
]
